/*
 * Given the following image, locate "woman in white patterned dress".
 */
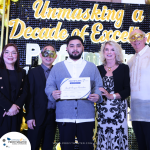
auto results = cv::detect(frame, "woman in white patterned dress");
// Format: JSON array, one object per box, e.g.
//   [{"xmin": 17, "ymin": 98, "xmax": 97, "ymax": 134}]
[{"xmin": 96, "ymin": 41, "xmax": 130, "ymax": 150}]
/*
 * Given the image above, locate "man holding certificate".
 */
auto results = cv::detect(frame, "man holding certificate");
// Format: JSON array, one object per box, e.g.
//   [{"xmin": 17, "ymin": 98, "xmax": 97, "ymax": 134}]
[{"xmin": 45, "ymin": 36, "xmax": 103, "ymax": 150}]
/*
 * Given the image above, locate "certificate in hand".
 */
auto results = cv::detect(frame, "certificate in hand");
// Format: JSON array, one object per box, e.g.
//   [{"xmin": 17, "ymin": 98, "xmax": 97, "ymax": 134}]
[{"xmin": 60, "ymin": 77, "xmax": 91, "ymax": 99}]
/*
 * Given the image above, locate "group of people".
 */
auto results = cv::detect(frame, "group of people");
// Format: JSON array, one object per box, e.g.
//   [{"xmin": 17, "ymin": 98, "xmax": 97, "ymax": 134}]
[{"xmin": 0, "ymin": 29, "xmax": 149, "ymax": 150}]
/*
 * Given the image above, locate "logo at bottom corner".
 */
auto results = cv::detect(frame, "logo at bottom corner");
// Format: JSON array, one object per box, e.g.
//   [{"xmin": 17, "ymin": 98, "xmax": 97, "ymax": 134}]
[{"xmin": 0, "ymin": 132, "xmax": 31, "ymax": 150}]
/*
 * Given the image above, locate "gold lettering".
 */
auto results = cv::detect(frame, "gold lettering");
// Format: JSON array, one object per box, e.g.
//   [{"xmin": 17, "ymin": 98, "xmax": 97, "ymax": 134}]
[
  {"xmin": 146, "ymin": 33, "xmax": 150, "ymax": 44},
  {"xmin": 50, "ymin": 8, "xmax": 64, "ymax": 20},
  {"xmin": 31, "ymin": 28, "xmax": 40, "ymax": 39},
  {"xmin": 61, "ymin": 8, "xmax": 72, "ymax": 20},
  {"xmin": 40, "ymin": 1, "xmax": 50, "ymax": 19},
  {"xmin": 71, "ymin": 29, "xmax": 80, "ymax": 36},
  {"xmin": 91, "ymin": 23, "xmax": 103, "ymax": 43},
  {"xmin": 71, "ymin": 9, "xmax": 83, "ymax": 21},
  {"xmin": 100, "ymin": 6, "xmax": 107, "ymax": 21},
  {"xmin": 120, "ymin": 31, "xmax": 128, "ymax": 43},
  {"xmin": 56, "ymin": 8, "xmax": 64, "ymax": 20},
  {"xmin": 132, "ymin": 9, "xmax": 144, "ymax": 22},
  {"xmin": 100, "ymin": 30, "xmax": 113, "ymax": 42},
  {"xmin": 114, "ymin": 10, "xmax": 124, "ymax": 28},
  {"xmin": 90, "ymin": 4, "xmax": 101, "ymax": 21},
  {"xmin": 51, "ymin": 8, "xmax": 59, "ymax": 19},
  {"xmin": 32, "ymin": 0, "xmax": 125, "ymax": 30},
  {"xmin": 90, "ymin": 24, "xmax": 141, "ymax": 43},
  {"xmin": 48, "ymin": 22, "xmax": 68, "ymax": 40},
  {"xmin": 111, "ymin": 30, "xmax": 121, "ymax": 42},
  {"xmin": 38, "ymin": 28, "xmax": 50, "ymax": 40},
  {"xmin": 33, "ymin": 0, "xmax": 43, "ymax": 19},
  {"xmin": 110, "ymin": 10, "xmax": 116, "ymax": 21},
  {"xmin": 106, "ymin": 9, "xmax": 113, "ymax": 21},
  {"xmin": 80, "ymin": 25, "xmax": 89, "ymax": 41},
  {"xmin": 9, "ymin": 19, "xmax": 68, "ymax": 40},
  {"xmin": 9, "ymin": 19, "xmax": 25, "ymax": 39},
  {"xmin": 81, "ymin": 9, "xmax": 91, "ymax": 21},
  {"xmin": 24, "ymin": 27, "xmax": 32, "ymax": 39},
  {"xmin": 47, "ymin": 7, "xmax": 53, "ymax": 19},
  {"xmin": 71, "ymin": 25, "xmax": 89, "ymax": 41},
  {"xmin": 59, "ymin": 29, "xmax": 68, "ymax": 40}
]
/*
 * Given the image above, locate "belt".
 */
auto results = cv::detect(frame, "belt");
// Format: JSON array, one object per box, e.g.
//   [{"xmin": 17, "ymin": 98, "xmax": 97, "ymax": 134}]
[{"xmin": 47, "ymin": 109, "xmax": 55, "ymax": 113}]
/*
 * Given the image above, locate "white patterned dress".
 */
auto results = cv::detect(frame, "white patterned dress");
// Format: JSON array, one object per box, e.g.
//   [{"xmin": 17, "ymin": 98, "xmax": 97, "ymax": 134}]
[{"xmin": 96, "ymin": 76, "xmax": 128, "ymax": 150}]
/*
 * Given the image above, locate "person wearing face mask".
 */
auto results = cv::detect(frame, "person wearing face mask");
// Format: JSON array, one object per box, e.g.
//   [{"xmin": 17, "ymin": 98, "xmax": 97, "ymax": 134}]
[
  {"xmin": 128, "ymin": 29, "xmax": 150, "ymax": 150},
  {"xmin": 96, "ymin": 41, "xmax": 130, "ymax": 150},
  {"xmin": 0, "ymin": 43, "xmax": 27, "ymax": 137},
  {"xmin": 26, "ymin": 43, "xmax": 57, "ymax": 150}
]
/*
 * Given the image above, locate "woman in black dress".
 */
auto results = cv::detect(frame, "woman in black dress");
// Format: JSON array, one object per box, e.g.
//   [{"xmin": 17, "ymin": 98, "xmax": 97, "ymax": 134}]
[
  {"xmin": 0, "ymin": 43, "xmax": 27, "ymax": 137},
  {"xmin": 96, "ymin": 41, "xmax": 130, "ymax": 150}
]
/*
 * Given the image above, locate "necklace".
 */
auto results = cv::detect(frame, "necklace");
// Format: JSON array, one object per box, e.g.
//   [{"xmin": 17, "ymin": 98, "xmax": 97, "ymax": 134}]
[{"xmin": 106, "ymin": 64, "xmax": 116, "ymax": 71}]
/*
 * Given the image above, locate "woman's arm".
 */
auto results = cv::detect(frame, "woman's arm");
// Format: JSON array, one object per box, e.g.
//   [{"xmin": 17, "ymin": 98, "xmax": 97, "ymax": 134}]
[{"xmin": 99, "ymin": 87, "xmax": 121, "ymax": 100}]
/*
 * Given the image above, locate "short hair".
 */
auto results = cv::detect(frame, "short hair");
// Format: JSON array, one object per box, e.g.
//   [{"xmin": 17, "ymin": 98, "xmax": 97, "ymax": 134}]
[
  {"xmin": 130, "ymin": 29, "xmax": 146, "ymax": 37},
  {"xmin": 41, "ymin": 43, "xmax": 56, "ymax": 52},
  {"xmin": 66, "ymin": 36, "xmax": 84, "ymax": 46},
  {"xmin": 100, "ymin": 40, "xmax": 123, "ymax": 65},
  {"xmin": 0, "ymin": 43, "xmax": 21, "ymax": 72}
]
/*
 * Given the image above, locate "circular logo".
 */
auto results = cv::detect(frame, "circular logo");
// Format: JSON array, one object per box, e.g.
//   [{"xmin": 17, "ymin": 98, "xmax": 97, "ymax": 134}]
[{"xmin": 0, "ymin": 132, "xmax": 31, "ymax": 150}]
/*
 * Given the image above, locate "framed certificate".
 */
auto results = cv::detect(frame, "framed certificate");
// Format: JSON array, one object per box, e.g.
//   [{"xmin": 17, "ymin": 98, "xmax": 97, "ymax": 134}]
[{"xmin": 60, "ymin": 77, "xmax": 91, "ymax": 99}]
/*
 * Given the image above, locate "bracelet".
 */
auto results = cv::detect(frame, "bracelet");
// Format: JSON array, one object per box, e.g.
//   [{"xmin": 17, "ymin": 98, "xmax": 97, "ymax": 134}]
[{"xmin": 113, "ymin": 94, "xmax": 116, "ymax": 100}]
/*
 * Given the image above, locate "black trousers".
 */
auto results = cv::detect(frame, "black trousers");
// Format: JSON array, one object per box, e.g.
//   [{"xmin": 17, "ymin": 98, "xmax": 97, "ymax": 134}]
[
  {"xmin": 57, "ymin": 122, "xmax": 95, "ymax": 150},
  {"xmin": 27, "ymin": 111, "xmax": 56, "ymax": 150},
  {"xmin": 132, "ymin": 121, "xmax": 150, "ymax": 150}
]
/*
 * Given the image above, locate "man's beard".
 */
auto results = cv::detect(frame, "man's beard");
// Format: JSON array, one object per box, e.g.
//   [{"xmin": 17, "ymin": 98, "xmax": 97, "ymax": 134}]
[{"xmin": 68, "ymin": 50, "xmax": 83, "ymax": 60}]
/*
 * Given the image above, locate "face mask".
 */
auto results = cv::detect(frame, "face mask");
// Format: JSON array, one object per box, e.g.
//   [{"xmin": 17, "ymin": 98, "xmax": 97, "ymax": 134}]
[
  {"xmin": 41, "ymin": 49, "xmax": 56, "ymax": 58},
  {"xmin": 129, "ymin": 33, "xmax": 145, "ymax": 42}
]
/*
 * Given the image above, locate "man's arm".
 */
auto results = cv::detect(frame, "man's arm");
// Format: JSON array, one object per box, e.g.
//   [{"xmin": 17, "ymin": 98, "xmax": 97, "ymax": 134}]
[
  {"xmin": 26, "ymin": 70, "xmax": 35, "ymax": 121},
  {"xmin": 27, "ymin": 119, "xmax": 36, "ymax": 130},
  {"xmin": 118, "ymin": 65, "xmax": 130, "ymax": 100},
  {"xmin": 52, "ymin": 90, "xmax": 61, "ymax": 100},
  {"xmin": 45, "ymin": 66, "xmax": 59, "ymax": 101},
  {"xmin": 88, "ymin": 94, "xmax": 100, "ymax": 102}
]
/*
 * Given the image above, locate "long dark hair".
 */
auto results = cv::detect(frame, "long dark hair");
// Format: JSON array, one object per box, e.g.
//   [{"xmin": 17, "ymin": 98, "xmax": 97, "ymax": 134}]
[{"xmin": 0, "ymin": 43, "xmax": 21, "ymax": 72}]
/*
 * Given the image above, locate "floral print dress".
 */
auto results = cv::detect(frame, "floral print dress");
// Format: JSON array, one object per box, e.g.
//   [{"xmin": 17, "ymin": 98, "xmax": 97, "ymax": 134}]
[{"xmin": 96, "ymin": 76, "xmax": 128, "ymax": 150}]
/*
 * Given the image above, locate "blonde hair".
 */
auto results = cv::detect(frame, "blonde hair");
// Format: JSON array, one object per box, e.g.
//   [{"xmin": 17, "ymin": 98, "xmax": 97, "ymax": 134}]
[{"xmin": 100, "ymin": 40, "xmax": 123, "ymax": 65}]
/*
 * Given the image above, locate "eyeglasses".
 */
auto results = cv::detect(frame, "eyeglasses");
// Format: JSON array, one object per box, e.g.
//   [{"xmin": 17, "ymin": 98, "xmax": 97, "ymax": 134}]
[
  {"xmin": 4, "ymin": 51, "xmax": 17, "ymax": 55},
  {"xmin": 129, "ymin": 33, "xmax": 145, "ymax": 42},
  {"xmin": 41, "ymin": 49, "xmax": 56, "ymax": 58}
]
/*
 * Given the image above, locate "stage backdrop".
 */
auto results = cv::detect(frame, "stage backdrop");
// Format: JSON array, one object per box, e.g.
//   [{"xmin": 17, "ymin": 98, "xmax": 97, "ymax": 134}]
[
  {"xmin": 8, "ymin": 0, "xmax": 150, "ymax": 70},
  {"xmin": 8, "ymin": 0, "xmax": 149, "ymax": 149}
]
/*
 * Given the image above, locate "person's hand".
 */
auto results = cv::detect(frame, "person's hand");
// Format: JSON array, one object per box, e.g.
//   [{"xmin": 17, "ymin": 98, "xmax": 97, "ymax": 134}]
[
  {"xmin": 52, "ymin": 90, "xmax": 61, "ymax": 100},
  {"xmin": 6, "ymin": 104, "xmax": 20, "ymax": 116},
  {"xmin": 88, "ymin": 94, "xmax": 99, "ymax": 102},
  {"xmin": 27, "ymin": 119, "xmax": 36, "ymax": 130},
  {"xmin": 99, "ymin": 87, "xmax": 113, "ymax": 99}
]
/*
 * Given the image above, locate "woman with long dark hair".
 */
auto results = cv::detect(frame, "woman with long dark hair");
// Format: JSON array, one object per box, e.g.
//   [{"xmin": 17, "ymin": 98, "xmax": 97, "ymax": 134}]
[{"xmin": 0, "ymin": 43, "xmax": 27, "ymax": 137}]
